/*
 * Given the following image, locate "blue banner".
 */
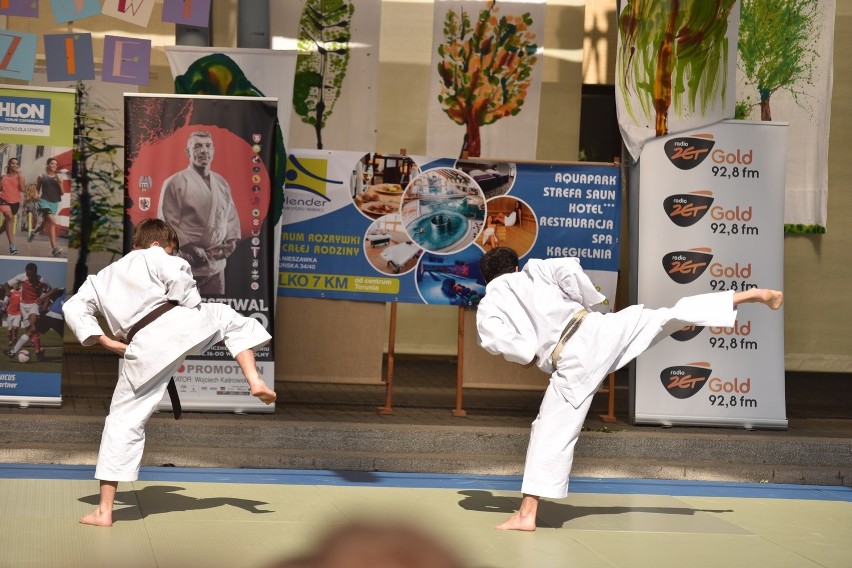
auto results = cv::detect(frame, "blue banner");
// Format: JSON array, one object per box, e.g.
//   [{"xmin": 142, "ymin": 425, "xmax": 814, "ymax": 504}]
[{"xmin": 279, "ymin": 151, "xmax": 622, "ymax": 308}]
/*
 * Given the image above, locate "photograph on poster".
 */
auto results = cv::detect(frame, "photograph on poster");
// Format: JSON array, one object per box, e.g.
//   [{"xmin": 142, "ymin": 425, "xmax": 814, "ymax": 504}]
[
  {"xmin": 415, "ymin": 248, "xmax": 486, "ymax": 307},
  {"xmin": 400, "ymin": 168, "xmax": 486, "ymax": 254},
  {"xmin": 0, "ymin": 258, "xmax": 66, "ymax": 371},
  {"xmin": 455, "ymin": 159, "xmax": 517, "ymax": 198},
  {"xmin": 0, "ymin": 148, "xmax": 72, "ymax": 259},
  {"xmin": 479, "ymin": 197, "xmax": 537, "ymax": 258},
  {"xmin": 351, "ymin": 152, "xmax": 420, "ymax": 220},
  {"xmin": 126, "ymin": 116, "xmax": 273, "ymax": 300},
  {"xmin": 363, "ymin": 214, "xmax": 423, "ymax": 276}
]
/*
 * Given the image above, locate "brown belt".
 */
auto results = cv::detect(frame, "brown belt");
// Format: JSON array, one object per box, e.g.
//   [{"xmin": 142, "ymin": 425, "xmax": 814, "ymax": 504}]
[
  {"xmin": 550, "ymin": 309, "xmax": 589, "ymax": 367},
  {"xmin": 127, "ymin": 301, "xmax": 182, "ymax": 420}
]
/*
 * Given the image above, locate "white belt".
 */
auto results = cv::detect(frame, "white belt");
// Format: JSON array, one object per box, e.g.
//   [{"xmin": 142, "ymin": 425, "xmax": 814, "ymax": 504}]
[{"xmin": 550, "ymin": 309, "xmax": 589, "ymax": 367}]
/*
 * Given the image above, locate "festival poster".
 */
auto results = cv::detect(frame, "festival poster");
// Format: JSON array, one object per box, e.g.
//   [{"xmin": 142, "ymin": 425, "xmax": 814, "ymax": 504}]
[
  {"xmin": 124, "ymin": 94, "xmax": 279, "ymax": 414},
  {"xmin": 634, "ymin": 120, "xmax": 788, "ymax": 429},
  {"xmin": 0, "ymin": 85, "xmax": 75, "ymax": 408},
  {"xmin": 279, "ymin": 150, "xmax": 621, "ymax": 309}
]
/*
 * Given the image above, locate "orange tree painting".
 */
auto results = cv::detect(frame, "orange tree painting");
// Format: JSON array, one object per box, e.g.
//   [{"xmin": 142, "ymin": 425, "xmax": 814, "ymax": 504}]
[
  {"xmin": 293, "ymin": 0, "xmax": 354, "ymax": 150},
  {"xmin": 617, "ymin": 0, "xmax": 737, "ymax": 137},
  {"xmin": 436, "ymin": 1, "xmax": 539, "ymax": 158},
  {"xmin": 737, "ymin": 0, "xmax": 820, "ymax": 122}
]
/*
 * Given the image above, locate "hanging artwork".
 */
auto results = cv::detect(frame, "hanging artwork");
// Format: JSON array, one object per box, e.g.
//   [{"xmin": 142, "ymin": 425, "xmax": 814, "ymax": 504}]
[
  {"xmin": 615, "ymin": 0, "xmax": 740, "ymax": 161},
  {"xmin": 427, "ymin": 0, "xmax": 545, "ymax": 160},
  {"xmin": 736, "ymin": 0, "xmax": 835, "ymax": 233}
]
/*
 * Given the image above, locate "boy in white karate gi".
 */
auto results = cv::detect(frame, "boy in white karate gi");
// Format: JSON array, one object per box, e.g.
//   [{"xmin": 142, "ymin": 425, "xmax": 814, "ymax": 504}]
[
  {"xmin": 475, "ymin": 247, "xmax": 783, "ymax": 531},
  {"xmin": 63, "ymin": 219, "xmax": 276, "ymax": 527}
]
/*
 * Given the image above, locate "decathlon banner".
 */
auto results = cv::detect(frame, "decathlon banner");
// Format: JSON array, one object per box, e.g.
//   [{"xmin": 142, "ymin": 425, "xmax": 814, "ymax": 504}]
[
  {"xmin": 124, "ymin": 94, "xmax": 279, "ymax": 414},
  {"xmin": 0, "ymin": 85, "xmax": 75, "ymax": 408},
  {"xmin": 279, "ymin": 151, "xmax": 621, "ymax": 309},
  {"xmin": 634, "ymin": 120, "xmax": 787, "ymax": 429}
]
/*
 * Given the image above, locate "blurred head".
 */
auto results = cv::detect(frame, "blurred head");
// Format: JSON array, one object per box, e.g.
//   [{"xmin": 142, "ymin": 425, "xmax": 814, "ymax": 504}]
[
  {"xmin": 479, "ymin": 246, "xmax": 518, "ymax": 284},
  {"xmin": 132, "ymin": 218, "xmax": 179, "ymax": 253},
  {"xmin": 45, "ymin": 158, "xmax": 58, "ymax": 172},
  {"xmin": 269, "ymin": 522, "xmax": 465, "ymax": 568},
  {"xmin": 5, "ymin": 158, "xmax": 20, "ymax": 174}
]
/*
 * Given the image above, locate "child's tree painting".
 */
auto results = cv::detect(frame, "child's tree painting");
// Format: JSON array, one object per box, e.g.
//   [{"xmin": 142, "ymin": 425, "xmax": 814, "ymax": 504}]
[
  {"xmin": 435, "ymin": 0, "xmax": 539, "ymax": 158},
  {"xmin": 736, "ymin": 0, "xmax": 833, "ymax": 235},
  {"xmin": 292, "ymin": 0, "xmax": 354, "ymax": 150},
  {"xmin": 618, "ymin": 0, "xmax": 737, "ymax": 137},
  {"xmin": 736, "ymin": 0, "xmax": 820, "ymax": 122}
]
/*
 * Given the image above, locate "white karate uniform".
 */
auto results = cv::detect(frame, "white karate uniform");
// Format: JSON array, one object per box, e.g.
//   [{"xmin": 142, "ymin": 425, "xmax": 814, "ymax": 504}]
[
  {"xmin": 476, "ymin": 257, "xmax": 737, "ymax": 498},
  {"xmin": 158, "ymin": 166, "xmax": 240, "ymax": 278},
  {"xmin": 63, "ymin": 246, "xmax": 270, "ymax": 481}
]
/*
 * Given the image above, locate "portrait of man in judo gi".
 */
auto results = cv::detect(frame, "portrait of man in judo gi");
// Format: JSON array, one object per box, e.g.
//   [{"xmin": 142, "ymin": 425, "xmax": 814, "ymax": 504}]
[{"xmin": 158, "ymin": 130, "xmax": 241, "ymax": 296}]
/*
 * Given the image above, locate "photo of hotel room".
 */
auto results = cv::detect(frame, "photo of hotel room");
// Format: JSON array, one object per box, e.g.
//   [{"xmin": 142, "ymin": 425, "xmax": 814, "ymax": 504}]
[
  {"xmin": 364, "ymin": 214, "xmax": 423, "ymax": 275},
  {"xmin": 400, "ymin": 168, "xmax": 486, "ymax": 254},
  {"xmin": 455, "ymin": 159, "xmax": 517, "ymax": 198},
  {"xmin": 352, "ymin": 152, "xmax": 421, "ymax": 220},
  {"xmin": 477, "ymin": 197, "xmax": 537, "ymax": 257},
  {"xmin": 414, "ymin": 249, "xmax": 486, "ymax": 307}
]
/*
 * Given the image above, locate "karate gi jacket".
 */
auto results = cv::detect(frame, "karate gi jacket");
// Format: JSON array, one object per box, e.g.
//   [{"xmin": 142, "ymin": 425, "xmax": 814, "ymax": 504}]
[
  {"xmin": 476, "ymin": 257, "xmax": 605, "ymax": 368},
  {"xmin": 63, "ymin": 247, "xmax": 223, "ymax": 391},
  {"xmin": 158, "ymin": 167, "xmax": 240, "ymax": 277}
]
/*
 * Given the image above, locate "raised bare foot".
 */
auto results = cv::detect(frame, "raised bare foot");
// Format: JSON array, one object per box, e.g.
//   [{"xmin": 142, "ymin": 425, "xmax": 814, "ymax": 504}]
[
  {"xmin": 495, "ymin": 512, "xmax": 536, "ymax": 531},
  {"xmin": 80, "ymin": 508, "xmax": 113, "ymax": 527},
  {"xmin": 762, "ymin": 289, "xmax": 783, "ymax": 310},
  {"xmin": 251, "ymin": 383, "xmax": 277, "ymax": 405}
]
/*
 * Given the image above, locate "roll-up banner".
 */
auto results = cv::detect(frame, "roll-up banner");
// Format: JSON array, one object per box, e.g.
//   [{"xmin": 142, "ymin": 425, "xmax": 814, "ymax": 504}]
[
  {"xmin": 279, "ymin": 151, "xmax": 622, "ymax": 309},
  {"xmin": 0, "ymin": 84, "xmax": 75, "ymax": 408},
  {"xmin": 635, "ymin": 120, "xmax": 788, "ymax": 429},
  {"xmin": 124, "ymin": 94, "xmax": 279, "ymax": 413}
]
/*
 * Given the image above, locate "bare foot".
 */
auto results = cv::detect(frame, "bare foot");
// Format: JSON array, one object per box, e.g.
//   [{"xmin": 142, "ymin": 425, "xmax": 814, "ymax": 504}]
[
  {"xmin": 761, "ymin": 290, "xmax": 783, "ymax": 310},
  {"xmin": 495, "ymin": 512, "xmax": 536, "ymax": 531},
  {"xmin": 80, "ymin": 508, "xmax": 113, "ymax": 527},
  {"xmin": 251, "ymin": 383, "xmax": 277, "ymax": 405}
]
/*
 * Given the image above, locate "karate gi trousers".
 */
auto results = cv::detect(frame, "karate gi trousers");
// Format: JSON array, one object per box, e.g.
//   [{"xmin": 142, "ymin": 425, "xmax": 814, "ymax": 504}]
[
  {"xmin": 95, "ymin": 303, "xmax": 270, "ymax": 481},
  {"xmin": 521, "ymin": 291, "xmax": 737, "ymax": 499}
]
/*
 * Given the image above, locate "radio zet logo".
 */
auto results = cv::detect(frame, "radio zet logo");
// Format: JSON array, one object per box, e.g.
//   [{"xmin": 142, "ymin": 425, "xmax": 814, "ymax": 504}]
[
  {"xmin": 670, "ymin": 325, "xmax": 704, "ymax": 342},
  {"xmin": 660, "ymin": 363, "xmax": 712, "ymax": 399},
  {"xmin": 662, "ymin": 248, "xmax": 713, "ymax": 284},
  {"xmin": 664, "ymin": 134, "xmax": 715, "ymax": 170},
  {"xmin": 663, "ymin": 191, "xmax": 714, "ymax": 227}
]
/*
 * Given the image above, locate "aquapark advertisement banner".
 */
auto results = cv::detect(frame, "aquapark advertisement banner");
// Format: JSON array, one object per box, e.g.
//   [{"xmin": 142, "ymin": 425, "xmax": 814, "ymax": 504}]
[
  {"xmin": 279, "ymin": 151, "xmax": 621, "ymax": 309},
  {"xmin": 635, "ymin": 120, "xmax": 788, "ymax": 429},
  {"xmin": 124, "ymin": 94, "xmax": 279, "ymax": 414},
  {"xmin": 0, "ymin": 85, "xmax": 75, "ymax": 408}
]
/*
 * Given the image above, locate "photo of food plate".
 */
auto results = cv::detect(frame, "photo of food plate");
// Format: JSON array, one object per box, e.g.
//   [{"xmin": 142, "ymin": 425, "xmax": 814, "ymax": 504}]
[
  {"xmin": 371, "ymin": 183, "xmax": 404, "ymax": 195},
  {"xmin": 360, "ymin": 200, "xmax": 400, "ymax": 217}
]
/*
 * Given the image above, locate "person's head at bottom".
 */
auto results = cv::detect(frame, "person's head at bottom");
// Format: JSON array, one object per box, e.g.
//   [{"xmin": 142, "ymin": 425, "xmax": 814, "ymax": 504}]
[{"xmin": 268, "ymin": 521, "xmax": 466, "ymax": 568}]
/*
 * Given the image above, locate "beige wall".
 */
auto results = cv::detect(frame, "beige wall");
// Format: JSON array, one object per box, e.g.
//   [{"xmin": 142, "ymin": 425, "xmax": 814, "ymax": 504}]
[{"xmin": 7, "ymin": 0, "xmax": 850, "ymax": 377}]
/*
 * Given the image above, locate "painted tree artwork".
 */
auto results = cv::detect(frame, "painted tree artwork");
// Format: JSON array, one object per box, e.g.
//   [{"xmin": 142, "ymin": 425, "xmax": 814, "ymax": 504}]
[
  {"xmin": 293, "ymin": 0, "xmax": 354, "ymax": 150},
  {"xmin": 737, "ymin": 0, "xmax": 820, "ymax": 122},
  {"xmin": 435, "ymin": 0, "xmax": 539, "ymax": 158},
  {"xmin": 617, "ymin": 0, "xmax": 737, "ymax": 140}
]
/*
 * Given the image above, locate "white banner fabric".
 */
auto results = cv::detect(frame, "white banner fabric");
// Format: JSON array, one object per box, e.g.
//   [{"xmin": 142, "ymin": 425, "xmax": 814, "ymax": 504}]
[{"xmin": 635, "ymin": 120, "xmax": 787, "ymax": 429}]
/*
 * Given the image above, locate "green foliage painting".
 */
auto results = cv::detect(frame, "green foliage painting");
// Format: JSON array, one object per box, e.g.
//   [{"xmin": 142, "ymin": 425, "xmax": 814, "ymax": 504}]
[
  {"xmin": 293, "ymin": 0, "xmax": 354, "ymax": 150},
  {"xmin": 618, "ymin": 0, "xmax": 737, "ymax": 136},
  {"xmin": 737, "ymin": 0, "xmax": 820, "ymax": 121},
  {"xmin": 71, "ymin": 81, "xmax": 125, "ymax": 291},
  {"xmin": 436, "ymin": 0, "xmax": 539, "ymax": 158}
]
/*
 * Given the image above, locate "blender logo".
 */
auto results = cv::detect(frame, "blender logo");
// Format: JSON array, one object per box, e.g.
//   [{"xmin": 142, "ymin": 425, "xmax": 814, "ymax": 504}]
[
  {"xmin": 662, "ymin": 248, "xmax": 713, "ymax": 284},
  {"xmin": 660, "ymin": 363, "xmax": 712, "ymax": 399},
  {"xmin": 284, "ymin": 154, "xmax": 339, "ymax": 209},
  {"xmin": 671, "ymin": 325, "xmax": 704, "ymax": 342},
  {"xmin": 0, "ymin": 96, "xmax": 51, "ymax": 126},
  {"xmin": 663, "ymin": 191, "xmax": 714, "ymax": 227},
  {"xmin": 664, "ymin": 134, "xmax": 715, "ymax": 170}
]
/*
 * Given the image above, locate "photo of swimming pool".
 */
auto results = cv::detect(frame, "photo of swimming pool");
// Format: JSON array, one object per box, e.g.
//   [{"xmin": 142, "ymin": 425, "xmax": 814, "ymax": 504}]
[{"xmin": 403, "ymin": 168, "xmax": 486, "ymax": 254}]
